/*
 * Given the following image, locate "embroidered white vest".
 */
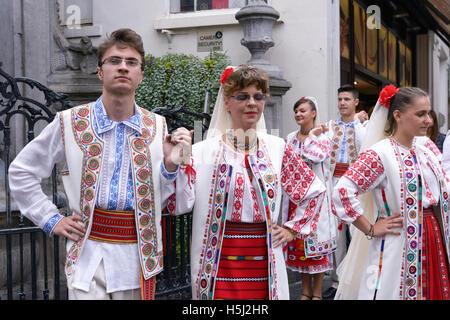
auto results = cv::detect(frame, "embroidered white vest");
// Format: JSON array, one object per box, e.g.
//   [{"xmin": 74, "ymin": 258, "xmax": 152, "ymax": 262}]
[
  {"xmin": 328, "ymin": 120, "xmax": 359, "ymax": 175},
  {"xmin": 59, "ymin": 103, "xmax": 166, "ymax": 280}
]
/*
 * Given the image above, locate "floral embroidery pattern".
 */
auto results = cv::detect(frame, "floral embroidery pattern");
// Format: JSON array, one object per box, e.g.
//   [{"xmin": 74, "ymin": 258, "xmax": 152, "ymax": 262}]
[
  {"xmin": 281, "ymin": 144, "xmax": 313, "ymax": 202},
  {"xmin": 129, "ymin": 108, "xmax": 161, "ymax": 279},
  {"xmin": 250, "ymin": 186, "xmax": 264, "ymax": 223},
  {"xmin": 231, "ymin": 172, "xmax": 245, "ymax": 222},
  {"xmin": 344, "ymin": 149, "xmax": 384, "ymax": 193},
  {"xmin": 329, "ymin": 120, "xmax": 358, "ymax": 175},
  {"xmin": 65, "ymin": 103, "xmax": 103, "ymax": 276},
  {"xmin": 197, "ymin": 162, "xmax": 233, "ymax": 300},
  {"xmin": 337, "ymin": 187, "xmax": 359, "ymax": 219}
]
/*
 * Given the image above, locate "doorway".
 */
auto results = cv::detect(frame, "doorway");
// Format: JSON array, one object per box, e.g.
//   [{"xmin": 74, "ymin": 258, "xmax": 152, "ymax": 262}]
[{"xmin": 354, "ymin": 75, "xmax": 380, "ymax": 116}]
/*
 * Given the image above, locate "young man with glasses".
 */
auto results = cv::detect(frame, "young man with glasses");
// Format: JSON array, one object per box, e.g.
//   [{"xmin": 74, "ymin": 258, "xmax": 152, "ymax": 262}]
[{"xmin": 8, "ymin": 28, "xmax": 192, "ymax": 300}]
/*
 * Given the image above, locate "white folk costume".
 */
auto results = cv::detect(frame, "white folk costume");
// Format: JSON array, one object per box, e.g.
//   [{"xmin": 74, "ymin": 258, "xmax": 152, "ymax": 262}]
[
  {"xmin": 9, "ymin": 97, "xmax": 176, "ymax": 300},
  {"xmin": 165, "ymin": 66, "xmax": 326, "ymax": 300},
  {"xmin": 282, "ymin": 98, "xmax": 337, "ymax": 274},
  {"xmin": 333, "ymin": 90, "xmax": 450, "ymax": 300},
  {"xmin": 170, "ymin": 134, "xmax": 326, "ymax": 300},
  {"xmin": 325, "ymin": 115, "xmax": 367, "ymax": 284},
  {"xmin": 443, "ymin": 132, "xmax": 450, "ymax": 175},
  {"xmin": 326, "ymin": 117, "xmax": 367, "ymax": 183},
  {"xmin": 416, "ymin": 135, "xmax": 442, "ymax": 155}
]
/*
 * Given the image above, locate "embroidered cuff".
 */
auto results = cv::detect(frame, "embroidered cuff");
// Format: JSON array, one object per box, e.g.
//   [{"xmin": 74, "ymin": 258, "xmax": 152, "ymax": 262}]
[
  {"xmin": 42, "ymin": 213, "xmax": 64, "ymax": 236},
  {"xmin": 161, "ymin": 160, "xmax": 179, "ymax": 180}
]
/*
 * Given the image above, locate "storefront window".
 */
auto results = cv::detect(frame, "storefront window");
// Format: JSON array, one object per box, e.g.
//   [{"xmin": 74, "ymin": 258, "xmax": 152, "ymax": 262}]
[
  {"xmin": 405, "ymin": 47, "xmax": 412, "ymax": 86},
  {"xmin": 388, "ymin": 31, "xmax": 397, "ymax": 83},
  {"xmin": 379, "ymin": 25, "xmax": 388, "ymax": 78},
  {"xmin": 367, "ymin": 21, "xmax": 378, "ymax": 73},
  {"xmin": 340, "ymin": 0, "xmax": 350, "ymax": 59},
  {"xmin": 398, "ymin": 41, "xmax": 412, "ymax": 87},
  {"xmin": 353, "ymin": 1, "xmax": 366, "ymax": 67},
  {"xmin": 170, "ymin": 0, "xmax": 246, "ymax": 13},
  {"xmin": 340, "ymin": 0, "xmax": 412, "ymax": 86}
]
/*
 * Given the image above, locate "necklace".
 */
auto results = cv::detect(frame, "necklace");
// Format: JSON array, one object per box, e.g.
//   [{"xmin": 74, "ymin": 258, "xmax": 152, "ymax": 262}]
[
  {"xmin": 226, "ymin": 131, "xmax": 258, "ymax": 152},
  {"xmin": 299, "ymin": 127, "xmax": 312, "ymax": 136}
]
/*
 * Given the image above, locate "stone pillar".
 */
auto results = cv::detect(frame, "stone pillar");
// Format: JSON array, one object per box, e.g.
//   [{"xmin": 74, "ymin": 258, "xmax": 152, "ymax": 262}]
[{"xmin": 235, "ymin": 0, "xmax": 291, "ymax": 134}]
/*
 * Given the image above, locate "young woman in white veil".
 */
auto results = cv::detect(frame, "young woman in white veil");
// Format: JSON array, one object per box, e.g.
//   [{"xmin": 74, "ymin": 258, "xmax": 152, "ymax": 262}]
[
  {"xmin": 333, "ymin": 85, "xmax": 450, "ymax": 300},
  {"xmin": 168, "ymin": 65, "xmax": 327, "ymax": 300},
  {"xmin": 282, "ymin": 97, "xmax": 337, "ymax": 300}
]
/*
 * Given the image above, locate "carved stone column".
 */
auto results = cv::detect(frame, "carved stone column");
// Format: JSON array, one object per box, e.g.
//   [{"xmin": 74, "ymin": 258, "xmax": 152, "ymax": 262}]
[{"xmin": 235, "ymin": 0, "xmax": 291, "ymax": 133}]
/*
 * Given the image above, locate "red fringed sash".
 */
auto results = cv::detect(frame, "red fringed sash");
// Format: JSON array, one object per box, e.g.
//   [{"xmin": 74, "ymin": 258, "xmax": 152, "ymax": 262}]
[{"xmin": 88, "ymin": 207, "xmax": 156, "ymax": 300}]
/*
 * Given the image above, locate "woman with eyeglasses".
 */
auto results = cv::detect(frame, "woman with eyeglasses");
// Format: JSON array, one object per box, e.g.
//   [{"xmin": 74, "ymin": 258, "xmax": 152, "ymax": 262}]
[
  {"xmin": 333, "ymin": 86, "xmax": 450, "ymax": 300},
  {"xmin": 167, "ymin": 65, "xmax": 326, "ymax": 300},
  {"xmin": 282, "ymin": 97, "xmax": 337, "ymax": 300}
]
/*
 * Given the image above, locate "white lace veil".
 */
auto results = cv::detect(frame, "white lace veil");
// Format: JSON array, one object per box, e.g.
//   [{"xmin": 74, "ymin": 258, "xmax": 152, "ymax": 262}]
[
  {"xmin": 205, "ymin": 65, "xmax": 267, "ymax": 140},
  {"xmin": 335, "ymin": 98, "xmax": 390, "ymax": 299},
  {"xmin": 306, "ymin": 96, "xmax": 321, "ymax": 125}
]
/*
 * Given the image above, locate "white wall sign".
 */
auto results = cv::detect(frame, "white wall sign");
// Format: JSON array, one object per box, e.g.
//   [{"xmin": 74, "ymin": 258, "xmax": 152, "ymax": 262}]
[{"xmin": 197, "ymin": 30, "xmax": 223, "ymax": 52}]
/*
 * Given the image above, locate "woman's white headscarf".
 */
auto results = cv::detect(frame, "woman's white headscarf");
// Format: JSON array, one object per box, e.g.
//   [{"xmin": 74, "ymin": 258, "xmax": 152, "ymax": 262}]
[
  {"xmin": 205, "ymin": 66, "xmax": 267, "ymax": 140},
  {"xmin": 335, "ymin": 84, "xmax": 398, "ymax": 300}
]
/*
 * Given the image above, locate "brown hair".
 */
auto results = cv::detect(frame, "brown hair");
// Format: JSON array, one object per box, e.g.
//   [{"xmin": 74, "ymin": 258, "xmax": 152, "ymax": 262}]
[
  {"xmin": 98, "ymin": 28, "xmax": 145, "ymax": 71},
  {"xmin": 385, "ymin": 86, "xmax": 429, "ymax": 135},
  {"xmin": 222, "ymin": 65, "xmax": 270, "ymax": 98},
  {"xmin": 293, "ymin": 98, "xmax": 317, "ymax": 121},
  {"xmin": 427, "ymin": 109, "xmax": 439, "ymax": 141},
  {"xmin": 338, "ymin": 84, "xmax": 359, "ymax": 99}
]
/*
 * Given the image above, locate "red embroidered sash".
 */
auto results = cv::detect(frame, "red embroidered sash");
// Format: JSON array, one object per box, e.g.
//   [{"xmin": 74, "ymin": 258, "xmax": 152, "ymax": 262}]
[
  {"xmin": 88, "ymin": 207, "xmax": 155, "ymax": 300},
  {"xmin": 333, "ymin": 162, "xmax": 350, "ymax": 178},
  {"xmin": 88, "ymin": 208, "xmax": 138, "ymax": 243}
]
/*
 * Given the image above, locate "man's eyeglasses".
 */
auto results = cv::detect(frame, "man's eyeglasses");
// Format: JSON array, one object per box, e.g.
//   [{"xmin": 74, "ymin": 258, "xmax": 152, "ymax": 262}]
[
  {"xmin": 100, "ymin": 56, "xmax": 141, "ymax": 68},
  {"xmin": 231, "ymin": 93, "xmax": 266, "ymax": 102}
]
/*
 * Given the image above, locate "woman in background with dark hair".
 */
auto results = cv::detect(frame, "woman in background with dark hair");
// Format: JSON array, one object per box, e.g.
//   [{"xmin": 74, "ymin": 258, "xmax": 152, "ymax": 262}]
[
  {"xmin": 426, "ymin": 109, "xmax": 446, "ymax": 152},
  {"xmin": 333, "ymin": 85, "xmax": 450, "ymax": 300},
  {"xmin": 283, "ymin": 97, "xmax": 337, "ymax": 300}
]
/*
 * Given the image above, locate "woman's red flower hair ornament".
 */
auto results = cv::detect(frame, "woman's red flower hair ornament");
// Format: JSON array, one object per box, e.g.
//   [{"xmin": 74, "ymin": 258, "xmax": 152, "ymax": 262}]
[
  {"xmin": 220, "ymin": 67, "xmax": 234, "ymax": 84},
  {"xmin": 379, "ymin": 84, "xmax": 399, "ymax": 108}
]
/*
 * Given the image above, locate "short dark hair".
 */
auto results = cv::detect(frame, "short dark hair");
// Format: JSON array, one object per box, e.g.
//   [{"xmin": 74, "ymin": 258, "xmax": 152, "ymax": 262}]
[
  {"xmin": 98, "ymin": 28, "xmax": 145, "ymax": 71},
  {"xmin": 338, "ymin": 84, "xmax": 359, "ymax": 99}
]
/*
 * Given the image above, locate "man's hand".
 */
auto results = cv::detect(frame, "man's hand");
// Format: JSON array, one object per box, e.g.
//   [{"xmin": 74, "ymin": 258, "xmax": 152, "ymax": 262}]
[
  {"xmin": 53, "ymin": 214, "xmax": 86, "ymax": 242},
  {"xmin": 355, "ymin": 111, "xmax": 368, "ymax": 122},
  {"xmin": 310, "ymin": 123, "xmax": 329, "ymax": 136},
  {"xmin": 163, "ymin": 127, "xmax": 193, "ymax": 171}
]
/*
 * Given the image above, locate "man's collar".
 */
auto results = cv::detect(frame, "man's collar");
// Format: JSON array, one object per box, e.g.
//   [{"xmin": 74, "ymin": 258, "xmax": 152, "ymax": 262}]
[
  {"xmin": 336, "ymin": 117, "xmax": 360, "ymax": 126},
  {"xmin": 93, "ymin": 96, "xmax": 143, "ymax": 135}
]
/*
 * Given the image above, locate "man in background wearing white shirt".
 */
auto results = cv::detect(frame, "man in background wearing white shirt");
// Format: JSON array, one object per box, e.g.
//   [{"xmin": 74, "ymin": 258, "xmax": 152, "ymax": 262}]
[
  {"xmin": 8, "ymin": 28, "xmax": 191, "ymax": 300},
  {"xmin": 324, "ymin": 84, "xmax": 368, "ymax": 298}
]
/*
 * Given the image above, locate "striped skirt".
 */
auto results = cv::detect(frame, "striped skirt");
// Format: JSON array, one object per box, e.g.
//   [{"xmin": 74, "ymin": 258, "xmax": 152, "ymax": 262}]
[
  {"xmin": 422, "ymin": 208, "xmax": 450, "ymax": 300},
  {"xmin": 214, "ymin": 221, "xmax": 268, "ymax": 300}
]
